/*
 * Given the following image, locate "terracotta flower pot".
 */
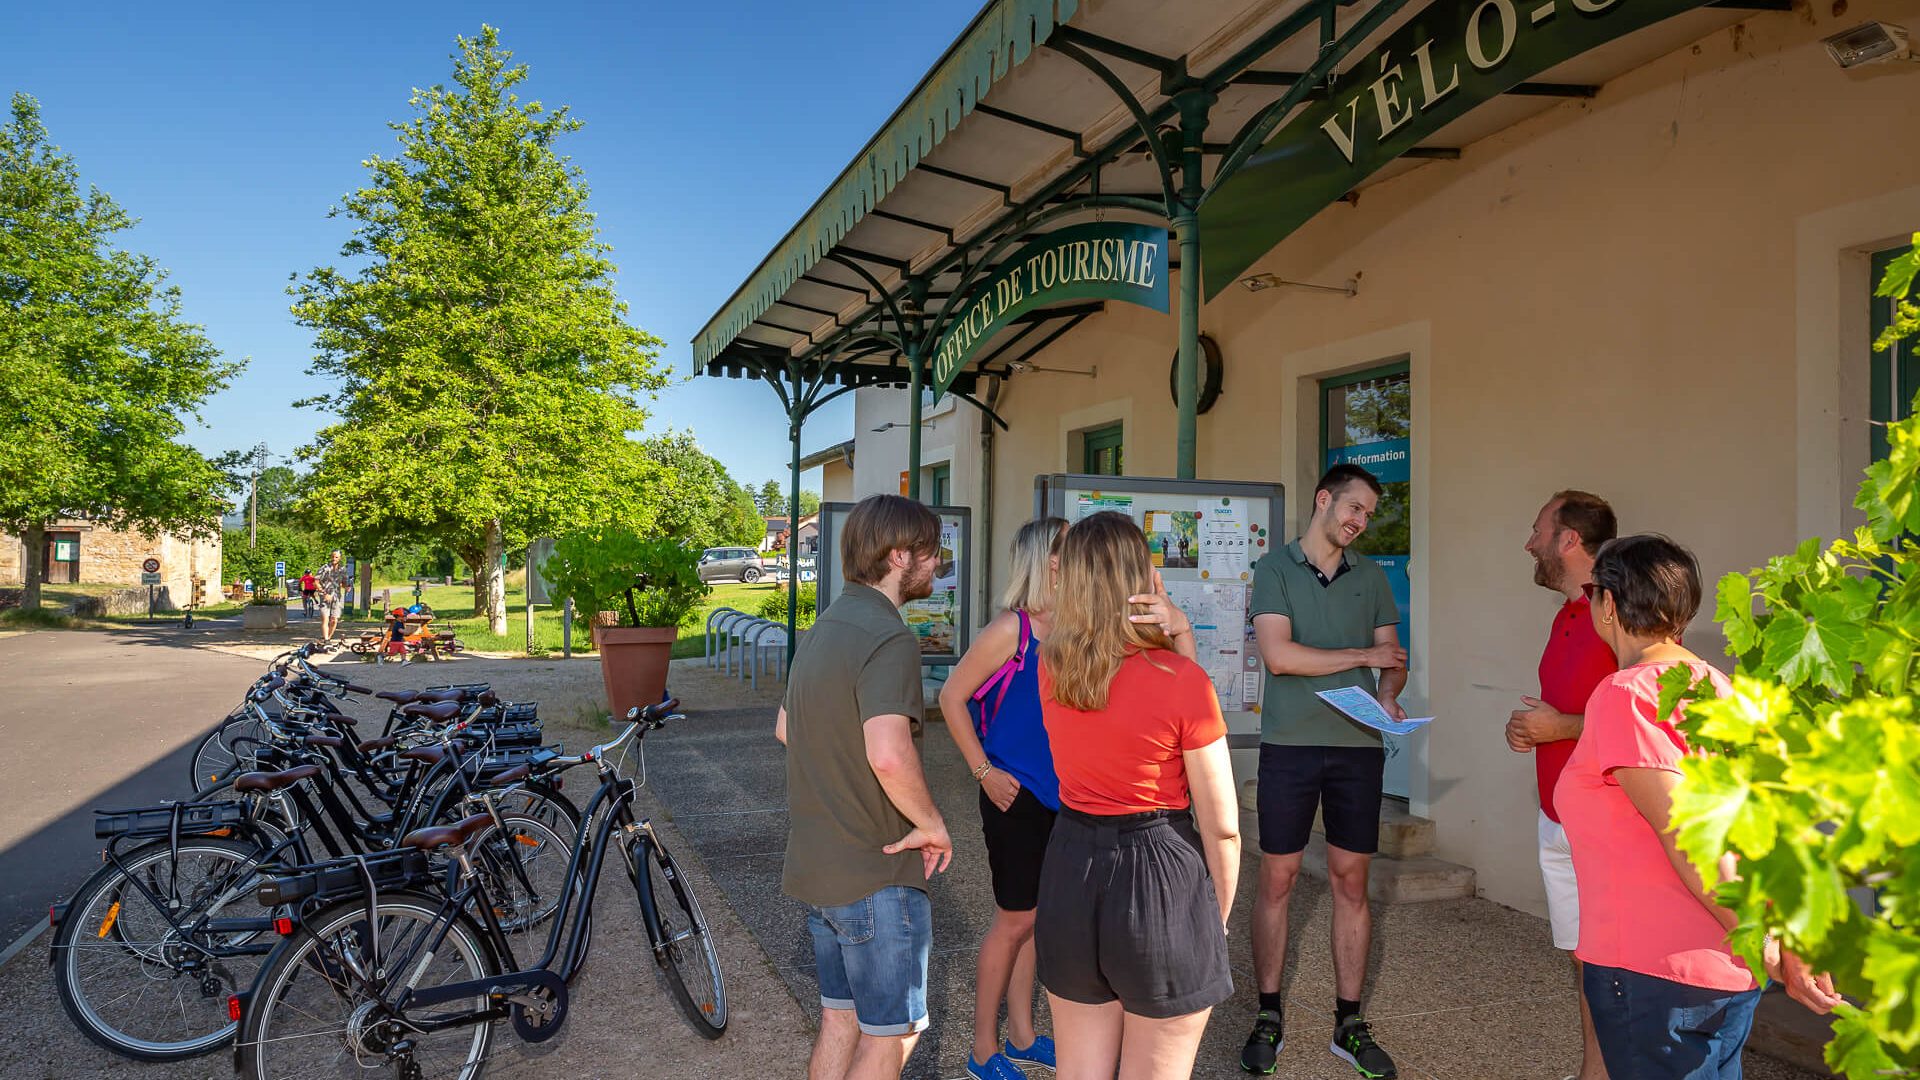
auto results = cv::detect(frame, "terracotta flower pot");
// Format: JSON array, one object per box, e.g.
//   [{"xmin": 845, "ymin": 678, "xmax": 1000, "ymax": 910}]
[{"xmin": 592, "ymin": 625, "xmax": 676, "ymax": 721}]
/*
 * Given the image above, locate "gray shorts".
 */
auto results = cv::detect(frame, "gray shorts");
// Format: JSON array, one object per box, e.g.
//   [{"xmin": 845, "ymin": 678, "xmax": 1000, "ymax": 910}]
[
  {"xmin": 1035, "ymin": 807, "xmax": 1233, "ymax": 1018},
  {"xmin": 321, "ymin": 596, "xmax": 344, "ymax": 616}
]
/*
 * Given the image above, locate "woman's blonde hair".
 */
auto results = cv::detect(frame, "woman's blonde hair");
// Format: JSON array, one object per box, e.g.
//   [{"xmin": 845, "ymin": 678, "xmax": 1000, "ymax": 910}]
[
  {"xmin": 1042, "ymin": 511, "xmax": 1174, "ymax": 711},
  {"xmin": 1000, "ymin": 516, "xmax": 1069, "ymax": 614}
]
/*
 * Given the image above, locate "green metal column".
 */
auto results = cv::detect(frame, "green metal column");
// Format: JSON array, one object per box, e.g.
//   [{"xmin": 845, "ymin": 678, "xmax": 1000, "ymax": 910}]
[
  {"xmin": 906, "ymin": 348, "xmax": 925, "ymax": 500},
  {"xmin": 1172, "ymin": 90, "xmax": 1215, "ymax": 481},
  {"xmin": 786, "ymin": 364, "xmax": 803, "ymax": 663}
]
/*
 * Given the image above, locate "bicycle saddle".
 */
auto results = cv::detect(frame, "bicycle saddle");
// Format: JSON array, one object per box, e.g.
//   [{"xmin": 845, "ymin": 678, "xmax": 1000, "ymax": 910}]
[
  {"xmin": 398, "ymin": 701, "xmax": 463, "ymax": 722},
  {"xmin": 400, "ymin": 812, "xmax": 494, "ymax": 851},
  {"xmin": 233, "ymin": 764, "xmax": 324, "ymax": 793}
]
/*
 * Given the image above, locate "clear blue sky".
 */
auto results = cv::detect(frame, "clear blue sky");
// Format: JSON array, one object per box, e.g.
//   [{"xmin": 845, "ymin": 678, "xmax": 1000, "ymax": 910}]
[{"xmin": 4, "ymin": 1, "xmax": 978, "ymax": 492}]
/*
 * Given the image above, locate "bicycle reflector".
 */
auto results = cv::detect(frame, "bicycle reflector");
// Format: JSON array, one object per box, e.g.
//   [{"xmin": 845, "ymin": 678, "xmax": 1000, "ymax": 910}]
[
  {"xmin": 227, "ymin": 994, "xmax": 245, "ymax": 1022},
  {"xmin": 274, "ymin": 916, "xmax": 295, "ymax": 936}
]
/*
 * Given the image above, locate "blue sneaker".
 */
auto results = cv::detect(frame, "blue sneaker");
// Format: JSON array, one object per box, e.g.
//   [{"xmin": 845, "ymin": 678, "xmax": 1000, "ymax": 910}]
[
  {"xmin": 966, "ymin": 1052, "xmax": 1027, "ymax": 1080},
  {"xmin": 1004, "ymin": 1035, "xmax": 1056, "ymax": 1070}
]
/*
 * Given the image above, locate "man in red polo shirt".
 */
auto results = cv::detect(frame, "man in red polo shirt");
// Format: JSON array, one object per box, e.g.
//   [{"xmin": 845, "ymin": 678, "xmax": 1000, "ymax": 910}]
[{"xmin": 1509, "ymin": 490, "xmax": 1617, "ymax": 1080}]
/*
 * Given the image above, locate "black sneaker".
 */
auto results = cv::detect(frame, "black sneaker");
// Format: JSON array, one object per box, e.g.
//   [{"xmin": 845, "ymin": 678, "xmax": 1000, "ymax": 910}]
[
  {"xmin": 1331, "ymin": 1015, "xmax": 1397, "ymax": 1079},
  {"xmin": 1240, "ymin": 1010, "xmax": 1284, "ymax": 1074}
]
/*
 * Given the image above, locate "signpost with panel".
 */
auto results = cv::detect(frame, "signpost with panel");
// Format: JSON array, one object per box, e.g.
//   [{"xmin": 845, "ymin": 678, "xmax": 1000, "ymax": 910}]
[{"xmin": 816, "ymin": 502, "xmax": 973, "ymax": 668}]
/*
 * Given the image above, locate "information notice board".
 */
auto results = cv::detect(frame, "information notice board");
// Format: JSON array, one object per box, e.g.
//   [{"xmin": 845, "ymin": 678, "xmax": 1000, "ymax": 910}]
[
  {"xmin": 1036, "ymin": 474, "xmax": 1285, "ymax": 766},
  {"xmin": 816, "ymin": 503, "xmax": 973, "ymax": 667}
]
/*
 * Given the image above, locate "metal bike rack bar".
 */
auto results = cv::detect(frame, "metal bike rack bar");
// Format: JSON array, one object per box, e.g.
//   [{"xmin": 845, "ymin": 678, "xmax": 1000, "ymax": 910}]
[{"xmin": 704, "ymin": 607, "xmax": 742, "ymax": 668}]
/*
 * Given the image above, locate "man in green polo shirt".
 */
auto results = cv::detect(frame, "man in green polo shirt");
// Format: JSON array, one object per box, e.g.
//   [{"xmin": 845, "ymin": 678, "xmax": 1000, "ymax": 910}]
[
  {"xmin": 1239, "ymin": 464, "xmax": 1408, "ymax": 1080},
  {"xmin": 775, "ymin": 494, "xmax": 953, "ymax": 1080}
]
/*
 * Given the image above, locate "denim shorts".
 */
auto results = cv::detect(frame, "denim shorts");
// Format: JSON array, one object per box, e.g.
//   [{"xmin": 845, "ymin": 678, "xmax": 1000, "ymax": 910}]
[
  {"xmin": 807, "ymin": 885, "xmax": 932, "ymax": 1036},
  {"xmin": 1583, "ymin": 963, "xmax": 1762, "ymax": 1079}
]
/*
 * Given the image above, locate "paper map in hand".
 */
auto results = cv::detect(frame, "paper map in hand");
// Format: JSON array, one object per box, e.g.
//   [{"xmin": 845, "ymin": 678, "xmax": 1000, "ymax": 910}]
[{"xmin": 1314, "ymin": 686, "xmax": 1433, "ymax": 736}]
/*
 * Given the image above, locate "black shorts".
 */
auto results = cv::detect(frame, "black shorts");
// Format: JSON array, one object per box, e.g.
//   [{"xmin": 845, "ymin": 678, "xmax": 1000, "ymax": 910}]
[
  {"xmin": 979, "ymin": 786, "xmax": 1055, "ymax": 912},
  {"xmin": 1257, "ymin": 744, "xmax": 1386, "ymax": 856},
  {"xmin": 1035, "ymin": 807, "xmax": 1233, "ymax": 1019}
]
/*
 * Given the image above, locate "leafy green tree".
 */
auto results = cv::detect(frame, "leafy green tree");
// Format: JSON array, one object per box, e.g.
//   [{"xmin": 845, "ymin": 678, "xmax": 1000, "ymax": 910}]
[
  {"xmin": 0, "ymin": 94, "xmax": 240, "ymax": 609},
  {"xmin": 1664, "ymin": 236, "xmax": 1920, "ymax": 1078},
  {"xmin": 291, "ymin": 27, "xmax": 665, "ymax": 633},
  {"xmin": 756, "ymin": 479, "xmax": 784, "ymax": 518},
  {"xmin": 640, "ymin": 430, "xmax": 766, "ymax": 549},
  {"xmin": 221, "ymin": 524, "xmax": 330, "ymax": 591}
]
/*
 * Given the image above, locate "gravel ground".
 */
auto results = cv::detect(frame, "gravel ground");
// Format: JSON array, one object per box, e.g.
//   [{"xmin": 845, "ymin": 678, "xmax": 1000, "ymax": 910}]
[{"xmin": 0, "ymin": 645, "xmax": 813, "ymax": 1079}]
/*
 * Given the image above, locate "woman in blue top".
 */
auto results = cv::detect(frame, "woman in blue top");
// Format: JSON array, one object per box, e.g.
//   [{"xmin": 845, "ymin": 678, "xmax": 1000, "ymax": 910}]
[{"xmin": 939, "ymin": 516, "xmax": 1068, "ymax": 1080}]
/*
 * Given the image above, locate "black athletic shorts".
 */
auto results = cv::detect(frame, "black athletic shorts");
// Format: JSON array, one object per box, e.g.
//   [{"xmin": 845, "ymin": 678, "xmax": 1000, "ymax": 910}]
[
  {"xmin": 1035, "ymin": 807, "xmax": 1233, "ymax": 1019},
  {"xmin": 1257, "ymin": 744, "xmax": 1386, "ymax": 856},
  {"xmin": 979, "ymin": 786, "xmax": 1056, "ymax": 912}
]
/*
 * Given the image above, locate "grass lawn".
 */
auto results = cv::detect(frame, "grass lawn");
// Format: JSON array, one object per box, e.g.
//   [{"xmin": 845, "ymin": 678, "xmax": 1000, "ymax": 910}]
[{"xmin": 341, "ymin": 576, "xmax": 795, "ymax": 658}]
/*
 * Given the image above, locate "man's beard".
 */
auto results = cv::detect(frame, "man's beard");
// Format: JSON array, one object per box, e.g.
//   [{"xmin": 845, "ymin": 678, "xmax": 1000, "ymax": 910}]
[
  {"xmin": 902, "ymin": 558, "xmax": 936, "ymax": 601},
  {"xmin": 1533, "ymin": 552, "xmax": 1565, "ymax": 591}
]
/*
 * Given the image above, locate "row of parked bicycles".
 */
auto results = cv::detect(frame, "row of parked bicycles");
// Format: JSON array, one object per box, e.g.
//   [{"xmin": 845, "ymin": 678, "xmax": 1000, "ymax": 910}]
[{"xmin": 48, "ymin": 642, "xmax": 726, "ymax": 1078}]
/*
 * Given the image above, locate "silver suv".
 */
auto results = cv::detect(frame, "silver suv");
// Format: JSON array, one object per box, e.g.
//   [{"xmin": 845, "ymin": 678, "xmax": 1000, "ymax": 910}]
[{"xmin": 698, "ymin": 546, "xmax": 765, "ymax": 583}]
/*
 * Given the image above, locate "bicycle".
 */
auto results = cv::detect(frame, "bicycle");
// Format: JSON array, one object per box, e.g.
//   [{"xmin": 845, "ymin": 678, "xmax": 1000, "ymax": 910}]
[{"xmin": 234, "ymin": 700, "xmax": 726, "ymax": 1079}]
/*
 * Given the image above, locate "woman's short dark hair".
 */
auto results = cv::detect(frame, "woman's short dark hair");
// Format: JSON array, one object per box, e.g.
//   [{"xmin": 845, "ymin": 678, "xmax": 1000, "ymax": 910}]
[
  {"xmin": 1591, "ymin": 534, "xmax": 1701, "ymax": 639},
  {"xmin": 841, "ymin": 494, "xmax": 941, "ymax": 586}
]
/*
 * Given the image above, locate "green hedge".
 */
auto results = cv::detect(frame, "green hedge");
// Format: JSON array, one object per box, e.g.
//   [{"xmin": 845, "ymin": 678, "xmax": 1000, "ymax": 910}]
[{"xmin": 756, "ymin": 583, "xmax": 816, "ymax": 629}]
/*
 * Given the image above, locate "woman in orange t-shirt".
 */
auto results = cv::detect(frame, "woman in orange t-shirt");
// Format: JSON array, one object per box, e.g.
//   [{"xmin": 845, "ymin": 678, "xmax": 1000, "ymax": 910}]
[{"xmin": 1034, "ymin": 510, "xmax": 1240, "ymax": 1080}]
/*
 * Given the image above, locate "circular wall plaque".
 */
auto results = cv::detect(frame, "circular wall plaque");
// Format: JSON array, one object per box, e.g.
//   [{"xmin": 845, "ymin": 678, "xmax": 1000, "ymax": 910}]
[{"xmin": 1168, "ymin": 334, "xmax": 1224, "ymax": 415}]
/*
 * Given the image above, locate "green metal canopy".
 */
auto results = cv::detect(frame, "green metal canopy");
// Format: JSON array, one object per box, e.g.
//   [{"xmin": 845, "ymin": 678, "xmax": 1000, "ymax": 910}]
[
  {"xmin": 694, "ymin": 0, "xmax": 1080, "ymax": 370},
  {"xmin": 690, "ymin": 0, "xmax": 1774, "ymax": 656}
]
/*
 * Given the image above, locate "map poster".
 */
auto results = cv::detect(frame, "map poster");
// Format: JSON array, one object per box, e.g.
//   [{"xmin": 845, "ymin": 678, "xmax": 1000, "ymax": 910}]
[
  {"xmin": 1143, "ymin": 509, "xmax": 1198, "ymax": 569},
  {"xmin": 1165, "ymin": 579, "xmax": 1255, "ymax": 710}
]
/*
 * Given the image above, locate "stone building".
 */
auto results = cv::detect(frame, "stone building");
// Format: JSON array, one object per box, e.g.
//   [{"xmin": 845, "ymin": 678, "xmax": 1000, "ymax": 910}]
[{"xmin": 1, "ymin": 517, "xmax": 222, "ymax": 604}]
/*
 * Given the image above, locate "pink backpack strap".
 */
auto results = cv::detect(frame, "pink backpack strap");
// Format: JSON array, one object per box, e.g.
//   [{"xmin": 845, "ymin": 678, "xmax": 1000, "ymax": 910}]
[{"xmin": 969, "ymin": 610, "xmax": 1032, "ymax": 739}]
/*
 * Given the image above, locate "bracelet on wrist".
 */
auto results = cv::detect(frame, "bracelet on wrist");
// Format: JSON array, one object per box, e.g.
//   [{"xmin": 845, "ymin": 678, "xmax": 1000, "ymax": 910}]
[{"xmin": 972, "ymin": 760, "xmax": 993, "ymax": 782}]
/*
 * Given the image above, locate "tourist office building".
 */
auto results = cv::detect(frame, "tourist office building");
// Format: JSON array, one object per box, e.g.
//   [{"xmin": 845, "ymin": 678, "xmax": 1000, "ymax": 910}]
[{"xmin": 694, "ymin": 0, "xmax": 1919, "ymax": 916}]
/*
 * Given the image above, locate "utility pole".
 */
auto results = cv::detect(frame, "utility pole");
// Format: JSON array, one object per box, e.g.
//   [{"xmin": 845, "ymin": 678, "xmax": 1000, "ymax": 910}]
[{"xmin": 247, "ymin": 442, "xmax": 268, "ymax": 549}]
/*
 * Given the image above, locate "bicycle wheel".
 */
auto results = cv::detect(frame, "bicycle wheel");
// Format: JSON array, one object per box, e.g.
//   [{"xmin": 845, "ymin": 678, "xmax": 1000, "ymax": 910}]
[
  {"xmin": 53, "ymin": 837, "xmax": 272, "ymax": 1060},
  {"xmin": 630, "ymin": 833, "xmax": 727, "ymax": 1037},
  {"xmin": 238, "ymin": 892, "xmax": 494, "ymax": 1080},
  {"xmin": 470, "ymin": 812, "xmax": 573, "ymax": 936},
  {"xmin": 189, "ymin": 714, "xmax": 266, "ymax": 792}
]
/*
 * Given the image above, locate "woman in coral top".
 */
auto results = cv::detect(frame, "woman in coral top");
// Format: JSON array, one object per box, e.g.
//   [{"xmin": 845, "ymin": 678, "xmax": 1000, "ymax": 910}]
[
  {"xmin": 1034, "ymin": 510, "xmax": 1240, "ymax": 1080},
  {"xmin": 1556, "ymin": 535, "xmax": 1840, "ymax": 1079}
]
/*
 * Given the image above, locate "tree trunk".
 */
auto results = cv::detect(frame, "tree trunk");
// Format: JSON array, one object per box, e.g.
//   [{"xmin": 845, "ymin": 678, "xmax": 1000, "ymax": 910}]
[
  {"xmin": 483, "ymin": 520, "xmax": 506, "ymax": 635},
  {"xmin": 358, "ymin": 558, "xmax": 374, "ymax": 615},
  {"xmin": 456, "ymin": 547, "xmax": 484, "ymax": 616},
  {"xmin": 21, "ymin": 521, "xmax": 45, "ymax": 610}
]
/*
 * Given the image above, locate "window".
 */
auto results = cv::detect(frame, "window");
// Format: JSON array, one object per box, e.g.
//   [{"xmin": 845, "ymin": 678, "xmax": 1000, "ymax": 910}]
[
  {"xmin": 1083, "ymin": 423, "xmax": 1124, "ymax": 476},
  {"xmin": 1871, "ymin": 243, "xmax": 1920, "ymax": 464},
  {"xmin": 929, "ymin": 463, "xmax": 951, "ymax": 506}
]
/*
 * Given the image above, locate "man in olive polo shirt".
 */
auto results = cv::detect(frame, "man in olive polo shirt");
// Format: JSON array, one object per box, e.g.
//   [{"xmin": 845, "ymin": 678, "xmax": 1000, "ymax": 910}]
[
  {"xmin": 1240, "ymin": 464, "xmax": 1408, "ymax": 1080},
  {"xmin": 776, "ymin": 494, "xmax": 953, "ymax": 1080}
]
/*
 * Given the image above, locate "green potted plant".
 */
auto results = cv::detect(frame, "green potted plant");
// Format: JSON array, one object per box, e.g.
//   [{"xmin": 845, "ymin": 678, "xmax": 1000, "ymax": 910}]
[{"xmin": 546, "ymin": 529, "xmax": 709, "ymax": 718}]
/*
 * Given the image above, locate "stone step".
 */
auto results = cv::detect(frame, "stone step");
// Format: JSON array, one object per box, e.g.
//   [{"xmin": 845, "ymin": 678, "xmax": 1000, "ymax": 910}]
[{"xmin": 1298, "ymin": 834, "xmax": 1478, "ymax": 903}]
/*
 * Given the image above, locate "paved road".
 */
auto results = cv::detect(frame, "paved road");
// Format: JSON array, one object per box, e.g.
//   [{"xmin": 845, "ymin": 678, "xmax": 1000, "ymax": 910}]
[{"xmin": 0, "ymin": 627, "xmax": 266, "ymax": 947}]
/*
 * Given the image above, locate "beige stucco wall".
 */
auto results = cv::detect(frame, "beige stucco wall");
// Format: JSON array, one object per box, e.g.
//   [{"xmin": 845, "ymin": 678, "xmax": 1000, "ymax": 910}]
[
  {"xmin": 848, "ymin": 0, "xmax": 1920, "ymax": 916},
  {"xmin": 820, "ymin": 457, "xmax": 856, "ymax": 504}
]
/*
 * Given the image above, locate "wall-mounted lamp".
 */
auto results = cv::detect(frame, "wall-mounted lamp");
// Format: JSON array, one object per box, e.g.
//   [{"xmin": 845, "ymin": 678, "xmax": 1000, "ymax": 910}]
[
  {"xmin": 1823, "ymin": 21, "xmax": 1914, "ymax": 67},
  {"xmin": 869, "ymin": 421, "xmax": 934, "ymax": 433},
  {"xmin": 1240, "ymin": 272, "xmax": 1359, "ymax": 297},
  {"xmin": 1006, "ymin": 359, "xmax": 1098, "ymax": 377}
]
